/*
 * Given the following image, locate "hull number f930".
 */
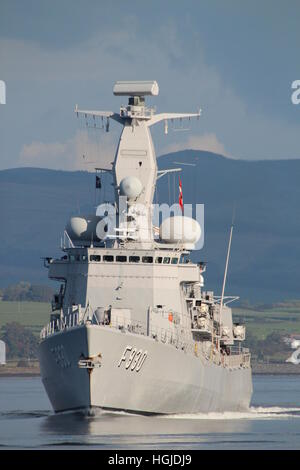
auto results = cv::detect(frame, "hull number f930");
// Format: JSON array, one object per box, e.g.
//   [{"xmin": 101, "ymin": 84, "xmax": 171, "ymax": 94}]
[{"xmin": 118, "ymin": 346, "xmax": 147, "ymax": 372}]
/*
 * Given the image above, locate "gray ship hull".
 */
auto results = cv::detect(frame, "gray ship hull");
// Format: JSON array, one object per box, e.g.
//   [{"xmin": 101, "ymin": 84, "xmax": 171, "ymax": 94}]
[{"xmin": 39, "ymin": 325, "xmax": 252, "ymax": 414}]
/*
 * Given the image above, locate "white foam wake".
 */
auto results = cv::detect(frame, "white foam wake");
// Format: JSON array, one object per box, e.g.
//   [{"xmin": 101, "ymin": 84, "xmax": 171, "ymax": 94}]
[
  {"xmin": 162, "ymin": 406, "xmax": 300, "ymax": 420},
  {"xmin": 56, "ymin": 406, "xmax": 300, "ymax": 420}
]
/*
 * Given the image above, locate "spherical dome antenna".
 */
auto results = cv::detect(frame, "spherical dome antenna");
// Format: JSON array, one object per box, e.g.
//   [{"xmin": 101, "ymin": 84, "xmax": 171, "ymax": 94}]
[{"xmin": 119, "ymin": 176, "xmax": 143, "ymax": 200}]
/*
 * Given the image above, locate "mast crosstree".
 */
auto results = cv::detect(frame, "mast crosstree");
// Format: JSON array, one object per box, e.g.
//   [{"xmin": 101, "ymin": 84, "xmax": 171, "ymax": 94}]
[{"xmin": 75, "ymin": 81, "xmax": 201, "ymax": 248}]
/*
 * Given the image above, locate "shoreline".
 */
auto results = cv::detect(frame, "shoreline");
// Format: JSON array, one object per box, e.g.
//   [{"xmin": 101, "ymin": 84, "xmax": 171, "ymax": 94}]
[
  {"xmin": 0, "ymin": 367, "xmax": 40, "ymax": 377},
  {"xmin": 251, "ymin": 362, "xmax": 300, "ymax": 375},
  {"xmin": 1, "ymin": 363, "xmax": 300, "ymax": 377}
]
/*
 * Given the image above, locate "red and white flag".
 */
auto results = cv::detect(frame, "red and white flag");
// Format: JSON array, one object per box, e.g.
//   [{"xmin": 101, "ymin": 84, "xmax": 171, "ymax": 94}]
[{"xmin": 179, "ymin": 177, "xmax": 184, "ymax": 213}]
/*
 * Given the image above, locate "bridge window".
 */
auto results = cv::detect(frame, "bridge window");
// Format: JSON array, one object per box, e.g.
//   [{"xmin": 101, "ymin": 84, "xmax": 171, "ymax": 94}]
[
  {"xmin": 155, "ymin": 257, "xmax": 163, "ymax": 264},
  {"xmin": 171, "ymin": 258, "xmax": 178, "ymax": 264},
  {"xmin": 180, "ymin": 254, "xmax": 190, "ymax": 264},
  {"xmin": 142, "ymin": 256, "xmax": 153, "ymax": 263},
  {"xmin": 163, "ymin": 257, "xmax": 170, "ymax": 264},
  {"xmin": 103, "ymin": 255, "xmax": 114, "ymax": 262},
  {"xmin": 90, "ymin": 255, "xmax": 101, "ymax": 262},
  {"xmin": 129, "ymin": 256, "xmax": 140, "ymax": 263},
  {"xmin": 116, "ymin": 255, "xmax": 127, "ymax": 262}
]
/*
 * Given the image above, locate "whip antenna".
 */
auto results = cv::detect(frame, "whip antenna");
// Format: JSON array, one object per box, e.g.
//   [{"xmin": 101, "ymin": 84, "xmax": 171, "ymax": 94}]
[{"xmin": 219, "ymin": 205, "xmax": 236, "ymax": 322}]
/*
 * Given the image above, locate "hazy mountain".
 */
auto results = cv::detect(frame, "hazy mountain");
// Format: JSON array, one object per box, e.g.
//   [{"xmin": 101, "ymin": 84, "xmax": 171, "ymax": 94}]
[{"xmin": 1, "ymin": 150, "xmax": 300, "ymax": 302}]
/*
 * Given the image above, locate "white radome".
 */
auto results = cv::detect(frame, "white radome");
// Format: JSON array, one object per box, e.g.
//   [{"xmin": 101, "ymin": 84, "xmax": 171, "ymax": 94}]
[
  {"xmin": 159, "ymin": 216, "xmax": 201, "ymax": 247},
  {"xmin": 119, "ymin": 176, "xmax": 143, "ymax": 200},
  {"xmin": 66, "ymin": 215, "xmax": 102, "ymax": 241}
]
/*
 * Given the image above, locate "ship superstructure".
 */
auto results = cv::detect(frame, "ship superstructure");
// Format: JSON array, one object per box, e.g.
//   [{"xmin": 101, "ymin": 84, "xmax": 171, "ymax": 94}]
[{"xmin": 39, "ymin": 81, "xmax": 252, "ymax": 414}]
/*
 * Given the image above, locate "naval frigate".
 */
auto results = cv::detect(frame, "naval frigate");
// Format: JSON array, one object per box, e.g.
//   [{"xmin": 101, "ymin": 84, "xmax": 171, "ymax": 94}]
[{"xmin": 39, "ymin": 81, "xmax": 252, "ymax": 414}]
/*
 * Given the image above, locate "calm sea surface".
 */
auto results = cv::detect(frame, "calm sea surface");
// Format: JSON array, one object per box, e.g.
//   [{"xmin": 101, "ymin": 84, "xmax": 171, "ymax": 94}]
[{"xmin": 0, "ymin": 374, "xmax": 300, "ymax": 449}]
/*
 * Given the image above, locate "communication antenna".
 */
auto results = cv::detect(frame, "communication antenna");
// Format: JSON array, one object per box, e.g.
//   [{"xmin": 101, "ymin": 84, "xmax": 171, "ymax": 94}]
[{"xmin": 219, "ymin": 206, "xmax": 236, "ymax": 323}]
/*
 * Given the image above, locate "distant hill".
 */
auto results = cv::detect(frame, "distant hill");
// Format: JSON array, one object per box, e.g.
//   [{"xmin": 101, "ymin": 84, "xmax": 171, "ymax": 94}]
[{"xmin": 1, "ymin": 150, "xmax": 300, "ymax": 302}]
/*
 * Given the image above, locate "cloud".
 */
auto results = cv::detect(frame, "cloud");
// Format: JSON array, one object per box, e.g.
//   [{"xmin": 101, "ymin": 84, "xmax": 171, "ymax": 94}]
[
  {"xmin": 1, "ymin": 17, "xmax": 300, "ymax": 171},
  {"xmin": 161, "ymin": 133, "xmax": 229, "ymax": 157},
  {"xmin": 19, "ymin": 130, "xmax": 118, "ymax": 171}
]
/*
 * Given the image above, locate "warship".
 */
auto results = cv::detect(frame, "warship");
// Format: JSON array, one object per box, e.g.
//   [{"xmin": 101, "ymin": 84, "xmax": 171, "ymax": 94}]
[{"xmin": 39, "ymin": 81, "xmax": 252, "ymax": 414}]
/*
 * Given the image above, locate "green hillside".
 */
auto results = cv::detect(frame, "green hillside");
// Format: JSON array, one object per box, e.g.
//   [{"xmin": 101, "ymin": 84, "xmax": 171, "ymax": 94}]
[
  {"xmin": 232, "ymin": 301, "xmax": 300, "ymax": 362},
  {"xmin": 233, "ymin": 301, "xmax": 300, "ymax": 339},
  {"xmin": 0, "ymin": 300, "xmax": 51, "ymax": 337}
]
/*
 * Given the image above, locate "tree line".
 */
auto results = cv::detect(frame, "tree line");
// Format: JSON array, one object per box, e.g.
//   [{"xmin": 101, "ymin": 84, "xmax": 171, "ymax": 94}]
[
  {"xmin": 0, "ymin": 322, "xmax": 39, "ymax": 360},
  {"xmin": 1, "ymin": 282, "xmax": 54, "ymax": 302}
]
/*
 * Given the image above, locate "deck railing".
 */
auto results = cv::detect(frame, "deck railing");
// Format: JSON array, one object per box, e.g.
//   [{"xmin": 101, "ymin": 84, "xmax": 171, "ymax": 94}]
[
  {"xmin": 40, "ymin": 311, "xmax": 251, "ymax": 370},
  {"xmin": 40, "ymin": 312, "xmax": 80, "ymax": 339}
]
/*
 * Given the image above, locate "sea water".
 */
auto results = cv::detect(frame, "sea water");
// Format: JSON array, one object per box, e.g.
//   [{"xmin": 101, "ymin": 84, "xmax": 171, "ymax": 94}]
[{"xmin": 0, "ymin": 375, "xmax": 300, "ymax": 449}]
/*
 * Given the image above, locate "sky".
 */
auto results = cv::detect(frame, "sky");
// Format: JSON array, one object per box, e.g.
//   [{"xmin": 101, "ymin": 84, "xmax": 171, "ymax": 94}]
[{"xmin": 0, "ymin": 0, "xmax": 300, "ymax": 171}]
